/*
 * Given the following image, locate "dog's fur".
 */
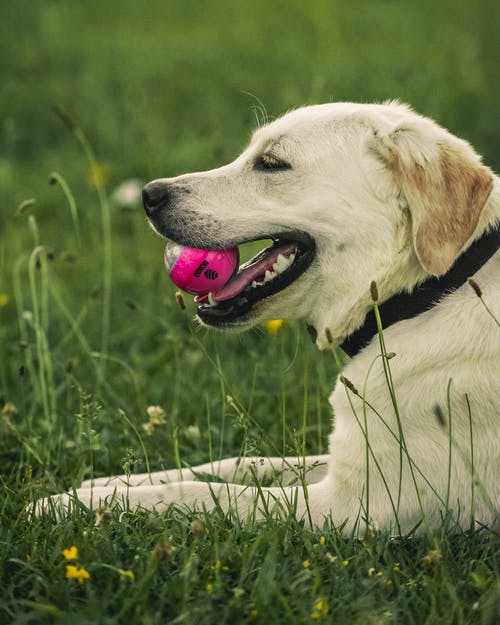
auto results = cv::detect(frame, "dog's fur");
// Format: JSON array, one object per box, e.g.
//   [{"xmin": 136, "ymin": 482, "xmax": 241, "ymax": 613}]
[{"xmin": 41, "ymin": 102, "xmax": 500, "ymax": 534}]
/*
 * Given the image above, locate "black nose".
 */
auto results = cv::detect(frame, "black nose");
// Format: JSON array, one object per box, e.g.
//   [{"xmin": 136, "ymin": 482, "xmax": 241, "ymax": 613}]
[{"xmin": 142, "ymin": 180, "xmax": 171, "ymax": 214}]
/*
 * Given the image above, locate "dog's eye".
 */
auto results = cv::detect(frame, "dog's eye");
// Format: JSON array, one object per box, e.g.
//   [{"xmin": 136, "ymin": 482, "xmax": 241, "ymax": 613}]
[{"xmin": 254, "ymin": 153, "xmax": 291, "ymax": 171}]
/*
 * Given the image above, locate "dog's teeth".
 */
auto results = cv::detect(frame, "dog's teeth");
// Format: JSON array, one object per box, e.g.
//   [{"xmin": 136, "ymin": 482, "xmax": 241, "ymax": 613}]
[
  {"xmin": 275, "ymin": 253, "xmax": 294, "ymax": 274},
  {"xmin": 275, "ymin": 255, "xmax": 286, "ymax": 272},
  {"xmin": 264, "ymin": 270, "xmax": 277, "ymax": 283},
  {"xmin": 208, "ymin": 293, "xmax": 216, "ymax": 306}
]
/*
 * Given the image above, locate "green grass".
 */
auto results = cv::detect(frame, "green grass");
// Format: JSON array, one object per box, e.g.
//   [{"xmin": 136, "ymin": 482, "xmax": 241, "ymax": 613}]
[{"xmin": 1, "ymin": 1, "xmax": 500, "ymax": 623}]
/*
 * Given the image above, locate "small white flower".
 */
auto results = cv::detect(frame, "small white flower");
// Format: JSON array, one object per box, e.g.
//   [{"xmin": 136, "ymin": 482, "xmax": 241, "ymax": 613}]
[
  {"xmin": 142, "ymin": 405, "xmax": 166, "ymax": 435},
  {"xmin": 146, "ymin": 406, "xmax": 166, "ymax": 424},
  {"xmin": 185, "ymin": 425, "xmax": 201, "ymax": 441},
  {"xmin": 111, "ymin": 179, "xmax": 143, "ymax": 209},
  {"xmin": 22, "ymin": 310, "xmax": 33, "ymax": 324}
]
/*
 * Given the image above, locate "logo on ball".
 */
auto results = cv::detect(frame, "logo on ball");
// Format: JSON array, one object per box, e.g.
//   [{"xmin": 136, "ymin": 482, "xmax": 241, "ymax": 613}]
[
  {"xmin": 193, "ymin": 260, "xmax": 209, "ymax": 277},
  {"xmin": 204, "ymin": 269, "xmax": 219, "ymax": 280}
]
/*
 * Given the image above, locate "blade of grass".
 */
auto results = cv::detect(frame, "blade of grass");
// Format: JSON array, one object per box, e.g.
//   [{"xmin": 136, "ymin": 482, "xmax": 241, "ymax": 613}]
[{"xmin": 53, "ymin": 105, "xmax": 112, "ymax": 389}]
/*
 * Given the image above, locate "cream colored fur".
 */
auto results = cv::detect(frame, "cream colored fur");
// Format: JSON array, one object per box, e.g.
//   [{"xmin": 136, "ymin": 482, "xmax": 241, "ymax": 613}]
[{"xmin": 37, "ymin": 102, "xmax": 500, "ymax": 534}]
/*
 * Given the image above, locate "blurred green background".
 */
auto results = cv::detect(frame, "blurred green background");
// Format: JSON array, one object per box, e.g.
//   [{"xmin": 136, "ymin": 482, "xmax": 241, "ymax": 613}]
[
  {"xmin": 1, "ymin": 0, "xmax": 500, "ymax": 478},
  {"xmin": 3, "ymin": 0, "xmax": 500, "ymax": 205}
]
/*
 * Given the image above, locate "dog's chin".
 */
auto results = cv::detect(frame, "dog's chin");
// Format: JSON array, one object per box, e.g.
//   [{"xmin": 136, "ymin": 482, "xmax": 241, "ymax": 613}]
[
  {"xmin": 196, "ymin": 305, "xmax": 262, "ymax": 331},
  {"xmin": 195, "ymin": 232, "xmax": 316, "ymax": 329}
]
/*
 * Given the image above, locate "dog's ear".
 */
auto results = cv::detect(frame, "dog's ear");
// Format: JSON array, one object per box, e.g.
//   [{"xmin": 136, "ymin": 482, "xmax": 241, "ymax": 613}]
[{"xmin": 371, "ymin": 118, "xmax": 494, "ymax": 275}]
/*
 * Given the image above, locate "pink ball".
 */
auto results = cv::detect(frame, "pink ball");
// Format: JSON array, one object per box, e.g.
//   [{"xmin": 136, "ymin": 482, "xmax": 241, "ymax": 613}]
[{"xmin": 164, "ymin": 243, "xmax": 239, "ymax": 295}]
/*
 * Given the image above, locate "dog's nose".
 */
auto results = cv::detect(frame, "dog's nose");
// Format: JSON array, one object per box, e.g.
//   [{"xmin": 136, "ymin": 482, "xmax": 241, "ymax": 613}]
[{"xmin": 142, "ymin": 180, "xmax": 171, "ymax": 214}]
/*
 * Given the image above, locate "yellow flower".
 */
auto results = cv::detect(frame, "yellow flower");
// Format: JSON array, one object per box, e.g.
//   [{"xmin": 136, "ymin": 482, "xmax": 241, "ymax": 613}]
[
  {"xmin": 343, "ymin": 559, "xmax": 350, "ymax": 567},
  {"xmin": 65, "ymin": 564, "xmax": 90, "ymax": 583},
  {"xmin": 311, "ymin": 598, "xmax": 329, "ymax": 619},
  {"xmin": 319, "ymin": 536, "xmax": 326, "ymax": 545},
  {"xmin": 303, "ymin": 559, "xmax": 311, "ymax": 568},
  {"xmin": 315, "ymin": 598, "xmax": 329, "ymax": 617},
  {"xmin": 1, "ymin": 402, "xmax": 17, "ymax": 417},
  {"xmin": 206, "ymin": 582, "xmax": 213, "ymax": 592},
  {"xmin": 421, "ymin": 549, "xmax": 442, "ymax": 568},
  {"xmin": 88, "ymin": 164, "xmax": 110, "ymax": 188},
  {"xmin": 0, "ymin": 294, "xmax": 9, "ymax": 307},
  {"xmin": 250, "ymin": 608, "xmax": 259, "ymax": 618},
  {"xmin": 263, "ymin": 319, "xmax": 284, "ymax": 334},
  {"xmin": 62, "ymin": 546, "xmax": 79, "ymax": 561},
  {"xmin": 118, "ymin": 569, "xmax": 135, "ymax": 582}
]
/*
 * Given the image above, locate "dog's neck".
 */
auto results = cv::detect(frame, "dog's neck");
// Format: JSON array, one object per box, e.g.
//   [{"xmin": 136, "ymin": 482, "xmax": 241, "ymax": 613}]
[{"xmin": 340, "ymin": 221, "xmax": 500, "ymax": 358}]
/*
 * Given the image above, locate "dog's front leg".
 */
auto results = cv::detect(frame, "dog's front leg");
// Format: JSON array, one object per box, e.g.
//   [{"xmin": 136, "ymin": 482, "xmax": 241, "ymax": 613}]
[{"xmin": 35, "ymin": 479, "xmax": 331, "ymax": 526}]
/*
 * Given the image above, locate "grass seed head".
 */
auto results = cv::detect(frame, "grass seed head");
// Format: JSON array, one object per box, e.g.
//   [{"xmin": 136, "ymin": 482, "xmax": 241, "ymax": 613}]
[
  {"xmin": 53, "ymin": 104, "xmax": 78, "ymax": 131},
  {"xmin": 340, "ymin": 376, "xmax": 359, "ymax": 396},
  {"xmin": 467, "ymin": 278, "xmax": 482, "ymax": 298},
  {"xmin": 190, "ymin": 518, "xmax": 205, "ymax": 537},
  {"xmin": 306, "ymin": 324, "xmax": 317, "ymax": 343},
  {"xmin": 432, "ymin": 404, "xmax": 446, "ymax": 428},
  {"xmin": 152, "ymin": 540, "xmax": 176, "ymax": 561},
  {"xmin": 95, "ymin": 507, "xmax": 113, "ymax": 526},
  {"xmin": 175, "ymin": 291, "xmax": 186, "ymax": 310},
  {"xmin": 16, "ymin": 198, "xmax": 36, "ymax": 216},
  {"xmin": 325, "ymin": 327, "xmax": 333, "ymax": 345}
]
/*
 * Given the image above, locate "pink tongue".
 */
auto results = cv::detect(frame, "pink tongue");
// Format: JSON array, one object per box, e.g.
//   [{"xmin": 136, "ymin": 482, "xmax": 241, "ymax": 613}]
[{"xmin": 210, "ymin": 242, "xmax": 297, "ymax": 302}]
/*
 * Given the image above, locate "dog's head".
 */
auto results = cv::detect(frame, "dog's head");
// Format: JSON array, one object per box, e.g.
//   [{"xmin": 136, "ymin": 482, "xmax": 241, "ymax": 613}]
[{"xmin": 143, "ymin": 102, "xmax": 494, "ymax": 346}]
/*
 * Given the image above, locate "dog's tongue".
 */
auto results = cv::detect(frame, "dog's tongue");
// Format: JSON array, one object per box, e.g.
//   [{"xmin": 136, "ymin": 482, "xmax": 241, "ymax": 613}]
[{"xmin": 205, "ymin": 242, "xmax": 297, "ymax": 303}]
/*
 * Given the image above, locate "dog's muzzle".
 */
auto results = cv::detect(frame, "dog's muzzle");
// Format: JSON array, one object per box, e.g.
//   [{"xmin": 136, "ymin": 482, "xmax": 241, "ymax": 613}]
[{"xmin": 142, "ymin": 179, "xmax": 316, "ymax": 328}]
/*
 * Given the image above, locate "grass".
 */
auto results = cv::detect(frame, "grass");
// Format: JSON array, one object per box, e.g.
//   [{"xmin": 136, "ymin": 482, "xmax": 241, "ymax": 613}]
[{"xmin": 1, "ymin": 1, "xmax": 500, "ymax": 623}]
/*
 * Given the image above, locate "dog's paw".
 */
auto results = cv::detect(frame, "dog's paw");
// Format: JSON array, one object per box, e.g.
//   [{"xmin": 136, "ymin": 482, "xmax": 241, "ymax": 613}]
[
  {"xmin": 31, "ymin": 486, "xmax": 134, "ymax": 519},
  {"xmin": 31, "ymin": 487, "xmax": 113, "ymax": 518},
  {"xmin": 30, "ymin": 492, "xmax": 77, "ymax": 518}
]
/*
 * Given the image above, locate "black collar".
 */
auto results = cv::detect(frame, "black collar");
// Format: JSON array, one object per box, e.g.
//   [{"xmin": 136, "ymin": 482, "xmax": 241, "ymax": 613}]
[{"xmin": 340, "ymin": 223, "xmax": 500, "ymax": 358}]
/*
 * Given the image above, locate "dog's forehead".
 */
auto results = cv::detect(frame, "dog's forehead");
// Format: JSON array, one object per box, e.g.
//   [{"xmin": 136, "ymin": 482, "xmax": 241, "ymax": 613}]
[{"xmin": 250, "ymin": 101, "xmax": 415, "ymax": 150}]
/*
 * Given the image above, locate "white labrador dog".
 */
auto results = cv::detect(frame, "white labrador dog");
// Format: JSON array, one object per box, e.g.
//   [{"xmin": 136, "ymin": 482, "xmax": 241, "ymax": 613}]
[{"xmin": 42, "ymin": 102, "xmax": 500, "ymax": 534}]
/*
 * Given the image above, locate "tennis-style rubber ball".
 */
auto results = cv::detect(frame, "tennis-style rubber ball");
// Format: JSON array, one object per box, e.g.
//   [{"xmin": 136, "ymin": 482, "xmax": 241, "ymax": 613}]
[{"xmin": 164, "ymin": 242, "xmax": 239, "ymax": 295}]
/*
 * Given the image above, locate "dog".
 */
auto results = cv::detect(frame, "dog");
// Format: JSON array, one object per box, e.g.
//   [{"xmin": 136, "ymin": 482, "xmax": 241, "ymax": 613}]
[{"xmin": 40, "ymin": 102, "xmax": 500, "ymax": 534}]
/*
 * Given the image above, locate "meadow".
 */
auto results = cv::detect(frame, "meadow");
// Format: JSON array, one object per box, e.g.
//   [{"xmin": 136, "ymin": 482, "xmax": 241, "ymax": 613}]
[{"xmin": 1, "ymin": 1, "xmax": 499, "ymax": 623}]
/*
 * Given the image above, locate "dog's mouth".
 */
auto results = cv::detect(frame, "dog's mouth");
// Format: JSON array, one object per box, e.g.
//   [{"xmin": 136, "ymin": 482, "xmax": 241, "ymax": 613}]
[{"xmin": 196, "ymin": 232, "xmax": 316, "ymax": 326}]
